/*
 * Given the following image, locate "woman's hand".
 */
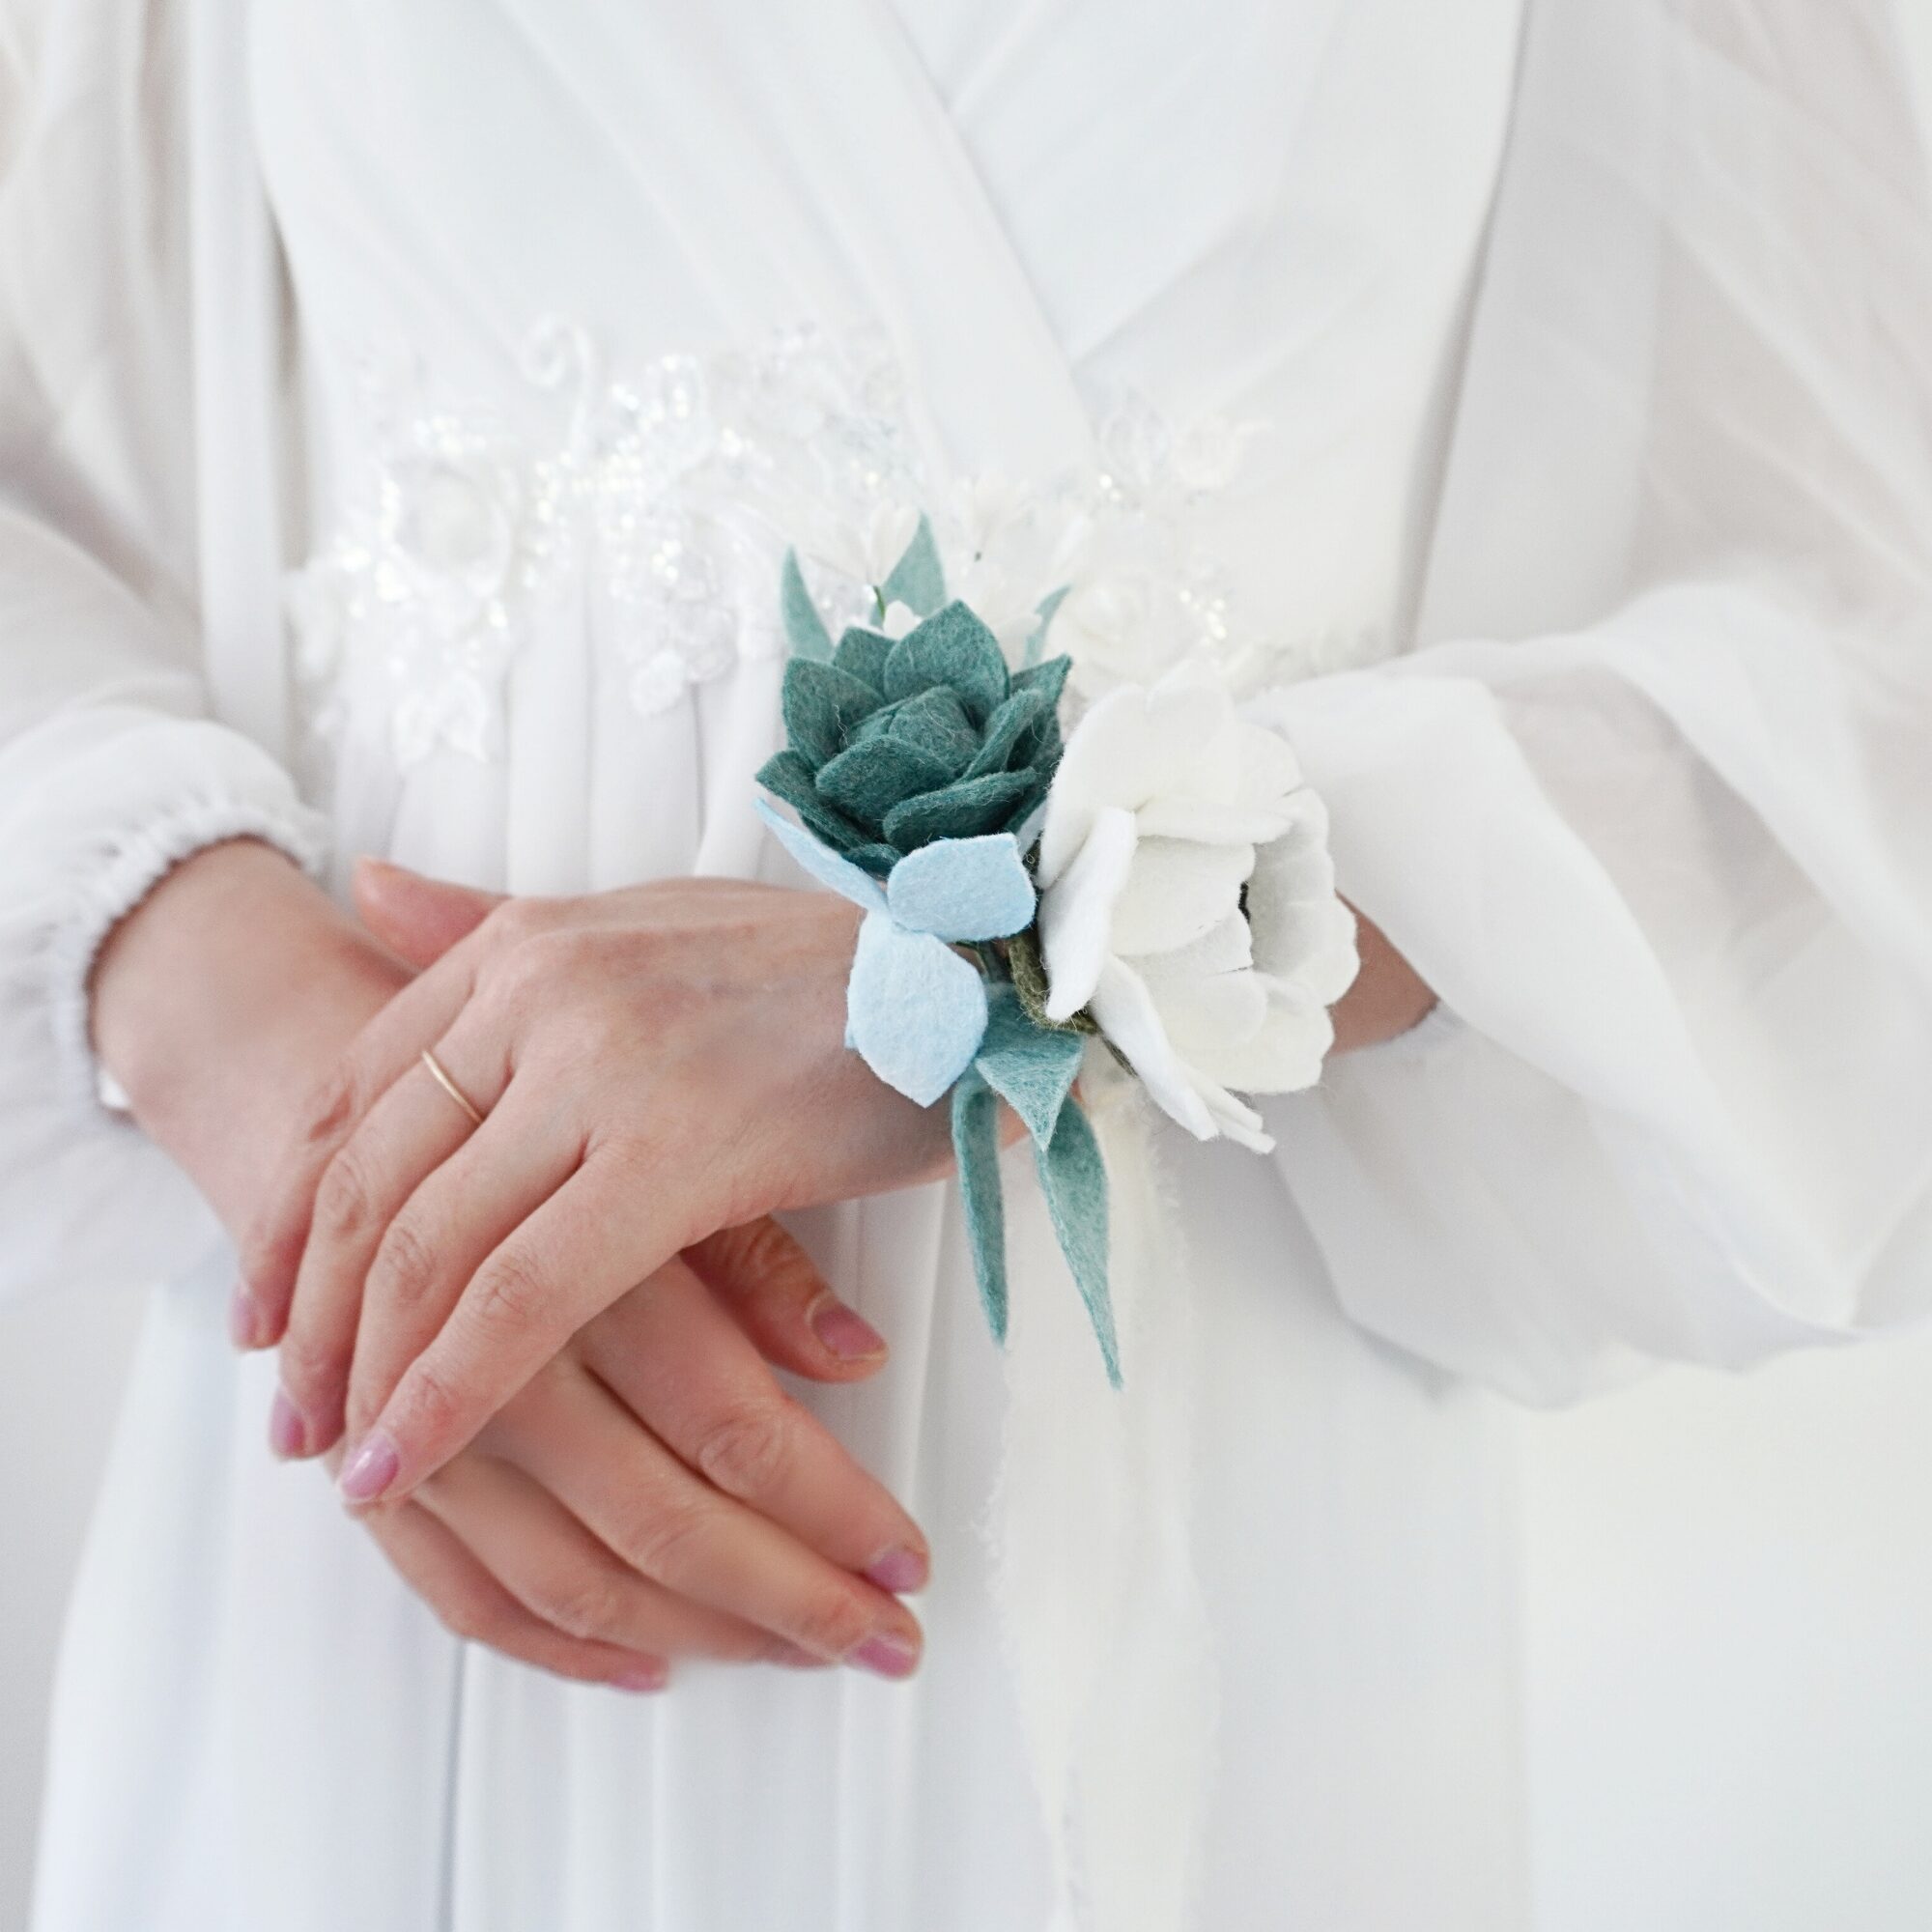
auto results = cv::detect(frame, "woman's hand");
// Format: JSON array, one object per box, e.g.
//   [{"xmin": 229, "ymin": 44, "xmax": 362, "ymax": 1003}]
[{"xmin": 242, "ymin": 861, "xmax": 953, "ymax": 1508}]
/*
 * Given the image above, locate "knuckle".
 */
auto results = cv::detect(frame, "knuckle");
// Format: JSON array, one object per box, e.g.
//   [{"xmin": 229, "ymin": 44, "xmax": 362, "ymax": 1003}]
[
  {"xmin": 469, "ymin": 1246, "xmax": 554, "ymax": 1343},
  {"xmin": 692, "ymin": 1399, "xmax": 794, "ymax": 1502},
  {"xmin": 275, "ymin": 1325, "xmax": 344, "ymax": 1408},
  {"xmin": 614, "ymin": 1492, "xmax": 719, "ymax": 1585},
  {"xmin": 532, "ymin": 1569, "xmax": 625, "ymax": 1642},
  {"xmin": 314, "ymin": 1149, "xmax": 378, "ymax": 1242},
  {"xmin": 396, "ymin": 1358, "xmax": 463, "ymax": 1453},
  {"xmin": 790, "ymin": 1586, "xmax": 871, "ymax": 1662},
  {"xmin": 368, "ymin": 1217, "xmax": 441, "ymax": 1313}
]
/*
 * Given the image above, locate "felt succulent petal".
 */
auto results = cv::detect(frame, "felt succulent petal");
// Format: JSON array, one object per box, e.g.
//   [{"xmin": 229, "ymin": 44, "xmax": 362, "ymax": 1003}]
[
  {"xmin": 884, "ymin": 602, "xmax": 1010, "ymax": 724},
  {"xmin": 756, "ymin": 750, "xmax": 874, "ymax": 853},
  {"xmin": 883, "ymin": 684, "xmax": 980, "ymax": 778},
  {"xmin": 880, "ymin": 512, "xmax": 947, "ymax": 618},
  {"xmin": 965, "ymin": 684, "xmax": 1051, "ymax": 780},
  {"xmin": 753, "ymin": 798, "xmax": 887, "ymax": 912},
  {"xmin": 1009, "ymin": 652, "xmax": 1072, "ymax": 709},
  {"xmin": 883, "ymin": 769, "xmax": 1036, "ymax": 848},
  {"xmin": 887, "ymin": 834, "xmax": 1037, "ymax": 942},
  {"xmin": 1088, "ymin": 957, "xmax": 1218, "ymax": 1142},
  {"xmin": 782, "ymin": 659, "xmax": 887, "ymax": 770},
  {"xmin": 846, "ymin": 912, "xmax": 989, "ymax": 1107},
  {"xmin": 844, "ymin": 841, "xmax": 903, "ymax": 877},
  {"xmin": 1038, "ymin": 805, "xmax": 1138, "ymax": 1021},
  {"xmin": 1107, "ymin": 836, "xmax": 1254, "ymax": 958},
  {"xmin": 816, "ymin": 734, "xmax": 956, "ymax": 827},
  {"xmin": 832, "ymin": 625, "xmax": 894, "ymax": 691}
]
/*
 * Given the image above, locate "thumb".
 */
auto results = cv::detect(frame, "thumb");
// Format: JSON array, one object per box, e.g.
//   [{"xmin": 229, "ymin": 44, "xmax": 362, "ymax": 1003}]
[
  {"xmin": 353, "ymin": 857, "xmax": 504, "ymax": 969},
  {"xmin": 686, "ymin": 1219, "xmax": 891, "ymax": 1383}
]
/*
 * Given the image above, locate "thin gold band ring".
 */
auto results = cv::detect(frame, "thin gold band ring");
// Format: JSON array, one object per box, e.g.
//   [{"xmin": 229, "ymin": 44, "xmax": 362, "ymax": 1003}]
[{"xmin": 419, "ymin": 1046, "xmax": 486, "ymax": 1128}]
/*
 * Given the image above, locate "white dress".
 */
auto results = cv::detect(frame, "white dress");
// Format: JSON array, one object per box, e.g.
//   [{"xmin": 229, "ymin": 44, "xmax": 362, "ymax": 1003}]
[{"xmin": 6, "ymin": 2, "xmax": 1932, "ymax": 1928}]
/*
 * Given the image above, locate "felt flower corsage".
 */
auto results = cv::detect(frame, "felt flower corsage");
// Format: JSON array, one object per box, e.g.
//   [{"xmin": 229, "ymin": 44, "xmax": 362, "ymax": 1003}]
[{"xmin": 756, "ymin": 515, "xmax": 1357, "ymax": 1381}]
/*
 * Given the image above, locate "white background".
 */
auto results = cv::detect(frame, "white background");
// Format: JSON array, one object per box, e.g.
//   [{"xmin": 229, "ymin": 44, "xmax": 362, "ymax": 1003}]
[{"xmin": 6, "ymin": 14, "xmax": 1932, "ymax": 1928}]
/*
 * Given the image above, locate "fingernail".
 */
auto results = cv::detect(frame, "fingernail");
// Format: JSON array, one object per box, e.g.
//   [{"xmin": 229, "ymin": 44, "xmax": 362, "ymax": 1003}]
[
  {"xmin": 809, "ymin": 1294, "xmax": 888, "ymax": 1363},
  {"xmin": 866, "ymin": 1546, "xmax": 928, "ymax": 1594},
  {"xmin": 228, "ymin": 1283, "xmax": 263, "ymax": 1350},
  {"xmin": 849, "ymin": 1632, "xmax": 921, "ymax": 1680},
  {"xmin": 269, "ymin": 1388, "xmax": 307, "ymax": 1460},
  {"xmin": 611, "ymin": 1663, "xmax": 668, "ymax": 1693},
  {"xmin": 338, "ymin": 1430, "xmax": 400, "ymax": 1503}
]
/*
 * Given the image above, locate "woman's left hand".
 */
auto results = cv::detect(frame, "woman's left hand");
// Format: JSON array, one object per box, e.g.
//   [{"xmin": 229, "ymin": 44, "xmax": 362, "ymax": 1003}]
[{"xmin": 242, "ymin": 859, "xmax": 954, "ymax": 1510}]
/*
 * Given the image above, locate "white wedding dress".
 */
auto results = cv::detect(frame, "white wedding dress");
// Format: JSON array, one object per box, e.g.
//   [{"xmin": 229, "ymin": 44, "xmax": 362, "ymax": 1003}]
[{"xmin": 6, "ymin": 1, "xmax": 1932, "ymax": 1928}]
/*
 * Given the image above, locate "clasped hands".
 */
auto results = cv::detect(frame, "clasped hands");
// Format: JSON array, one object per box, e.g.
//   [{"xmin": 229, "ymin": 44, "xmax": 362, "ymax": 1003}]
[{"xmin": 231, "ymin": 859, "xmax": 960, "ymax": 1692}]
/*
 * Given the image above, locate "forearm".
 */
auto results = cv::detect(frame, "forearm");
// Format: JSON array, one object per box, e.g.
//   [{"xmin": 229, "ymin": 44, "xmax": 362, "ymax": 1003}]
[{"xmin": 1328, "ymin": 908, "xmax": 1436, "ymax": 1057}]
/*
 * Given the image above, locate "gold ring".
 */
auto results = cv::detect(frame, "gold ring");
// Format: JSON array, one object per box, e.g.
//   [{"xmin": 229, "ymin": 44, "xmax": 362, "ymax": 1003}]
[{"xmin": 419, "ymin": 1047, "xmax": 486, "ymax": 1128}]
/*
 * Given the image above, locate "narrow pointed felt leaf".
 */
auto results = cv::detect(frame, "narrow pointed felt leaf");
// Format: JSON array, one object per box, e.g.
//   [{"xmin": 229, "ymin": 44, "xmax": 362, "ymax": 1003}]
[
  {"xmin": 964, "ymin": 684, "xmax": 1051, "ymax": 781},
  {"xmin": 781, "ymin": 549, "xmax": 834, "ymax": 662},
  {"xmin": 845, "ymin": 914, "xmax": 989, "ymax": 1106},
  {"xmin": 817, "ymin": 734, "xmax": 956, "ymax": 828},
  {"xmin": 753, "ymin": 797, "xmax": 887, "ymax": 911},
  {"xmin": 1034, "ymin": 1098, "xmax": 1119, "ymax": 1386},
  {"xmin": 972, "ymin": 985, "xmax": 1087, "ymax": 1142},
  {"xmin": 887, "ymin": 834, "xmax": 1036, "ymax": 942},
  {"xmin": 880, "ymin": 512, "xmax": 948, "ymax": 618},
  {"xmin": 884, "ymin": 768, "xmax": 1036, "ymax": 849},
  {"xmin": 951, "ymin": 1066, "xmax": 1010, "ymax": 1345},
  {"xmin": 832, "ymin": 625, "xmax": 894, "ymax": 692},
  {"xmin": 882, "ymin": 684, "xmax": 980, "ymax": 778},
  {"xmin": 884, "ymin": 602, "xmax": 1010, "ymax": 724},
  {"xmin": 1023, "ymin": 586, "xmax": 1070, "ymax": 668},
  {"xmin": 1009, "ymin": 653, "xmax": 1071, "ymax": 710},
  {"xmin": 781, "ymin": 659, "xmax": 886, "ymax": 770},
  {"xmin": 756, "ymin": 750, "xmax": 873, "ymax": 853}
]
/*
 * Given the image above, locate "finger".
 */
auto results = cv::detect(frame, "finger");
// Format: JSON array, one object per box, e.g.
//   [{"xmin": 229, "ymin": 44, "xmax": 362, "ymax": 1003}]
[
  {"xmin": 338, "ymin": 1070, "xmax": 582, "ymax": 1456},
  {"xmin": 341, "ymin": 1142, "xmax": 692, "ymax": 1502},
  {"xmin": 364, "ymin": 1496, "xmax": 668, "ymax": 1692},
  {"xmin": 272, "ymin": 1045, "xmax": 499, "ymax": 1457},
  {"xmin": 684, "ymin": 1218, "xmax": 892, "ymax": 1383},
  {"xmin": 419, "ymin": 1448, "xmax": 810, "ymax": 1666},
  {"xmin": 488, "ymin": 1360, "xmax": 923, "ymax": 1677},
  {"xmin": 354, "ymin": 859, "xmax": 503, "ymax": 970},
  {"xmin": 239, "ymin": 944, "xmax": 487, "ymax": 1346},
  {"xmin": 583, "ymin": 1258, "xmax": 927, "ymax": 1593}
]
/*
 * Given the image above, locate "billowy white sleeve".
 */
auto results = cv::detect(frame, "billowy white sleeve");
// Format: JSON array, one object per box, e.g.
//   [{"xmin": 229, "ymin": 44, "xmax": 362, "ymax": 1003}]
[
  {"xmin": 0, "ymin": 0, "xmax": 326, "ymax": 1304},
  {"xmin": 1258, "ymin": 0, "xmax": 1932, "ymax": 1404}
]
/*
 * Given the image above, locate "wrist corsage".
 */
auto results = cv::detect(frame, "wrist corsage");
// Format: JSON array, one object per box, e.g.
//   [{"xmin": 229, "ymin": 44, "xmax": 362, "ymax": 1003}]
[{"xmin": 757, "ymin": 515, "xmax": 1358, "ymax": 1383}]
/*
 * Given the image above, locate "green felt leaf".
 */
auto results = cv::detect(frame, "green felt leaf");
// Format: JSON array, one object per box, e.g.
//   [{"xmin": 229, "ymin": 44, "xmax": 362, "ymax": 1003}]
[
  {"xmin": 1023, "ymin": 585, "xmax": 1070, "ymax": 668},
  {"xmin": 781, "ymin": 659, "xmax": 886, "ymax": 770},
  {"xmin": 781, "ymin": 550, "xmax": 834, "ymax": 662},
  {"xmin": 883, "ymin": 684, "xmax": 979, "ymax": 778},
  {"xmin": 973, "ymin": 986, "xmax": 1086, "ymax": 1143},
  {"xmin": 1035, "ymin": 1099, "xmax": 1118, "ymax": 1386},
  {"xmin": 884, "ymin": 602, "xmax": 1010, "ymax": 724},
  {"xmin": 832, "ymin": 626, "xmax": 894, "ymax": 692},
  {"xmin": 951, "ymin": 1066, "xmax": 1009, "ymax": 1345},
  {"xmin": 881, "ymin": 513, "xmax": 948, "ymax": 619},
  {"xmin": 817, "ymin": 734, "xmax": 956, "ymax": 827},
  {"xmin": 756, "ymin": 751, "xmax": 874, "ymax": 854},
  {"xmin": 965, "ymin": 685, "xmax": 1050, "ymax": 780},
  {"xmin": 884, "ymin": 768, "xmax": 1036, "ymax": 849},
  {"xmin": 1009, "ymin": 653, "xmax": 1071, "ymax": 709}
]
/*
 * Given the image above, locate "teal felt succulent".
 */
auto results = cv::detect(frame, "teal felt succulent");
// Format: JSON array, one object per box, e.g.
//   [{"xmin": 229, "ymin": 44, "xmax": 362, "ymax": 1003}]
[{"xmin": 756, "ymin": 603, "xmax": 1072, "ymax": 877}]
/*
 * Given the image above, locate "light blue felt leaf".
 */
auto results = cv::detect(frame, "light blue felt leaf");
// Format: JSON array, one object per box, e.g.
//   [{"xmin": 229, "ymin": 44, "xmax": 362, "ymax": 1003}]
[
  {"xmin": 781, "ymin": 550, "xmax": 835, "ymax": 662},
  {"xmin": 950, "ymin": 1065, "xmax": 1009, "ymax": 1344},
  {"xmin": 846, "ymin": 911, "xmax": 989, "ymax": 1106},
  {"xmin": 972, "ymin": 985, "xmax": 1087, "ymax": 1141},
  {"xmin": 886, "ymin": 834, "xmax": 1036, "ymax": 943},
  {"xmin": 1035, "ymin": 1097, "xmax": 1119, "ymax": 1386},
  {"xmin": 754, "ymin": 797, "xmax": 886, "ymax": 912},
  {"xmin": 881, "ymin": 514, "xmax": 947, "ymax": 619},
  {"xmin": 1023, "ymin": 585, "xmax": 1070, "ymax": 668}
]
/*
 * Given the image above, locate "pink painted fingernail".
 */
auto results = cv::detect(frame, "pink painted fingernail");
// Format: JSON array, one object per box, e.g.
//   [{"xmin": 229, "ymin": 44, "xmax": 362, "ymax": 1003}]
[
  {"xmin": 269, "ymin": 1388, "xmax": 307, "ymax": 1460},
  {"xmin": 228, "ymin": 1283, "xmax": 264, "ymax": 1350},
  {"xmin": 866, "ymin": 1546, "xmax": 928, "ymax": 1594},
  {"xmin": 849, "ymin": 1632, "xmax": 921, "ymax": 1680},
  {"xmin": 810, "ymin": 1295, "xmax": 888, "ymax": 1362},
  {"xmin": 611, "ymin": 1663, "xmax": 668, "ymax": 1694},
  {"xmin": 338, "ymin": 1430, "xmax": 400, "ymax": 1503}
]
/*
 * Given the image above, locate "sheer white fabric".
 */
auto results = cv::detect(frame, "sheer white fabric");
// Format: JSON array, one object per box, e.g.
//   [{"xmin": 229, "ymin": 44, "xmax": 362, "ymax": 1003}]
[{"xmin": 2, "ymin": 0, "xmax": 1928, "ymax": 1928}]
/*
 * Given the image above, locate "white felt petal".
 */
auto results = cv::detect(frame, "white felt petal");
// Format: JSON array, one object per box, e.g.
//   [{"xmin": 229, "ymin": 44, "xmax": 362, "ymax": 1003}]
[
  {"xmin": 1185, "ymin": 1068, "xmax": 1275, "ymax": 1153},
  {"xmin": 1132, "ymin": 796, "xmax": 1298, "ymax": 846},
  {"xmin": 1089, "ymin": 958, "xmax": 1218, "ymax": 1141},
  {"xmin": 1037, "ymin": 687, "xmax": 1161, "ymax": 886},
  {"xmin": 1232, "ymin": 717, "xmax": 1302, "ymax": 807},
  {"xmin": 1132, "ymin": 909, "xmax": 1253, "ymax": 980},
  {"xmin": 1108, "ymin": 837, "xmax": 1253, "ymax": 957},
  {"xmin": 887, "ymin": 833, "xmax": 1036, "ymax": 941},
  {"xmin": 1144, "ymin": 964, "xmax": 1268, "ymax": 1056},
  {"xmin": 1185, "ymin": 978, "xmax": 1335, "ymax": 1096},
  {"xmin": 1038, "ymin": 807, "xmax": 1138, "ymax": 1020}
]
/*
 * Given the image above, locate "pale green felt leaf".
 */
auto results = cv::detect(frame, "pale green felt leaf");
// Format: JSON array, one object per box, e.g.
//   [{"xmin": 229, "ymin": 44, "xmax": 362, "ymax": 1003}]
[
  {"xmin": 781, "ymin": 659, "xmax": 886, "ymax": 770},
  {"xmin": 951, "ymin": 1066, "xmax": 1009, "ymax": 1345},
  {"xmin": 781, "ymin": 550, "xmax": 834, "ymax": 662},
  {"xmin": 881, "ymin": 513, "xmax": 948, "ymax": 619},
  {"xmin": 755, "ymin": 750, "xmax": 871, "ymax": 852},
  {"xmin": 817, "ymin": 734, "xmax": 955, "ymax": 826},
  {"xmin": 965, "ymin": 685, "xmax": 1050, "ymax": 780},
  {"xmin": 832, "ymin": 626, "xmax": 894, "ymax": 691},
  {"xmin": 884, "ymin": 602, "xmax": 1010, "ymax": 724},
  {"xmin": 884, "ymin": 768, "xmax": 1035, "ymax": 849}
]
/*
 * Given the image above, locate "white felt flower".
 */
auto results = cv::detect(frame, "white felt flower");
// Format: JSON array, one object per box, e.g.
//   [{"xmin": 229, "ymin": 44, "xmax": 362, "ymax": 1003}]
[{"xmin": 1035, "ymin": 668, "xmax": 1358, "ymax": 1152}]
